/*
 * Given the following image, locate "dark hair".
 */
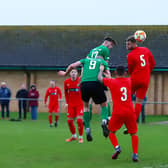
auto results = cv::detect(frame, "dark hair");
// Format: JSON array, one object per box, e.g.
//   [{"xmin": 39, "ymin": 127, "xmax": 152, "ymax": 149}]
[
  {"xmin": 126, "ymin": 35, "xmax": 136, "ymax": 43},
  {"xmin": 104, "ymin": 36, "xmax": 117, "ymax": 46},
  {"xmin": 116, "ymin": 66, "xmax": 125, "ymax": 76},
  {"xmin": 31, "ymin": 84, "xmax": 36, "ymax": 89}
]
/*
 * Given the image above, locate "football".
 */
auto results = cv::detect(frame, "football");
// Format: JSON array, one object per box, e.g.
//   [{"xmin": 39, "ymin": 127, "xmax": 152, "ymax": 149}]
[{"xmin": 134, "ymin": 30, "xmax": 146, "ymax": 42}]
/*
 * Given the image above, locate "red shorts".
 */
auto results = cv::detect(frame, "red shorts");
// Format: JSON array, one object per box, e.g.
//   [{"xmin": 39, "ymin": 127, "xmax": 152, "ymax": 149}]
[
  {"xmin": 67, "ymin": 104, "xmax": 83, "ymax": 118},
  {"xmin": 131, "ymin": 79, "xmax": 149, "ymax": 99},
  {"xmin": 48, "ymin": 104, "xmax": 59, "ymax": 113},
  {"xmin": 108, "ymin": 112, "xmax": 137, "ymax": 134}
]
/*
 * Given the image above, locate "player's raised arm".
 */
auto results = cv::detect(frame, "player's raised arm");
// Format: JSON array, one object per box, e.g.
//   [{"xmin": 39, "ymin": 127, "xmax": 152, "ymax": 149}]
[{"xmin": 58, "ymin": 61, "xmax": 81, "ymax": 76}]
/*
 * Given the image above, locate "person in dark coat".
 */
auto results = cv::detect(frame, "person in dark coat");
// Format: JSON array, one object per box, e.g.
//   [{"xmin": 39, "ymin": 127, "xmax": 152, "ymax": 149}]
[
  {"xmin": 28, "ymin": 84, "xmax": 39, "ymax": 120},
  {"xmin": 16, "ymin": 84, "xmax": 28, "ymax": 120},
  {"xmin": 0, "ymin": 82, "xmax": 11, "ymax": 119}
]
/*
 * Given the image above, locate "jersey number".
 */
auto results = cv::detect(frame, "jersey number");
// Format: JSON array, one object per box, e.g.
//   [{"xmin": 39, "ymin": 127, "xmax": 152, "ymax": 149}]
[
  {"xmin": 91, "ymin": 51, "xmax": 99, "ymax": 58},
  {"xmin": 120, "ymin": 87, "xmax": 127, "ymax": 101},
  {"xmin": 140, "ymin": 55, "xmax": 146, "ymax": 67},
  {"xmin": 89, "ymin": 60, "xmax": 97, "ymax": 69}
]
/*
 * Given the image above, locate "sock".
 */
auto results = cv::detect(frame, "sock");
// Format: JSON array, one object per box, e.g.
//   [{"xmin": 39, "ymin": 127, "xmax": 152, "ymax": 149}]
[
  {"xmin": 107, "ymin": 102, "xmax": 111, "ymax": 117},
  {"xmin": 135, "ymin": 104, "xmax": 142, "ymax": 120},
  {"xmin": 79, "ymin": 136, "xmax": 83, "ymax": 139},
  {"xmin": 67, "ymin": 120, "xmax": 76, "ymax": 134},
  {"xmin": 83, "ymin": 112, "xmax": 90, "ymax": 128},
  {"xmin": 77, "ymin": 118, "xmax": 84, "ymax": 136},
  {"xmin": 72, "ymin": 134, "xmax": 77, "ymax": 138},
  {"xmin": 132, "ymin": 135, "xmax": 139, "ymax": 154},
  {"xmin": 55, "ymin": 115, "xmax": 59, "ymax": 123},
  {"xmin": 101, "ymin": 106, "xmax": 108, "ymax": 121},
  {"xmin": 109, "ymin": 132, "xmax": 119, "ymax": 148},
  {"xmin": 48, "ymin": 115, "xmax": 52, "ymax": 124},
  {"xmin": 89, "ymin": 103, "xmax": 92, "ymax": 120}
]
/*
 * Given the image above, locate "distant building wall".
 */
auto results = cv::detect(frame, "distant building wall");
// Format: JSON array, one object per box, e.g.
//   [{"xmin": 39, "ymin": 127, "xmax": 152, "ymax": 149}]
[{"xmin": 0, "ymin": 70, "xmax": 168, "ymax": 115}]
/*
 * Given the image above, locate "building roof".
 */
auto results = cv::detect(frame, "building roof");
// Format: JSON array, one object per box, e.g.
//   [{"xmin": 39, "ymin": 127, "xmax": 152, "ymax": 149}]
[{"xmin": 0, "ymin": 26, "xmax": 167, "ymax": 70}]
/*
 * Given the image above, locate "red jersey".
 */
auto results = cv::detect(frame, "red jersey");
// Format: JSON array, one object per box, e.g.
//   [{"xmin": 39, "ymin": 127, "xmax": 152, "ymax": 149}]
[
  {"xmin": 44, "ymin": 86, "xmax": 62, "ymax": 106},
  {"xmin": 127, "ymin": 47, "xmax": 155, "ymax": 84},
  {"xmin": 103, "ymin": 77, "xmax": 134, "ymax": 114},
  {"xmin": 64, "ymin": 77, "xmax": 83, "ymax": 106}
]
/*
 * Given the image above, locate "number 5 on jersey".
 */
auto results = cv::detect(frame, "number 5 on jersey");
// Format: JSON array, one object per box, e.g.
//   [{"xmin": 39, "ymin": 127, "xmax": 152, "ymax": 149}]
[
  {"xmin": 140, "ymin": 54, "xmax": 146, "ymax": 67},
  {"xmin": 120, "ymin": 87, "xmax": 127, "ymax": 101}
]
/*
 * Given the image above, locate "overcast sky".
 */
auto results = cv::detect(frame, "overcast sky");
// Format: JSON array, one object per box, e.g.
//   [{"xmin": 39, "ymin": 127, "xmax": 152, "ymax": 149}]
[{"xmin": 0, "ymin": 0, "xmax": 167, "ymax": 25}]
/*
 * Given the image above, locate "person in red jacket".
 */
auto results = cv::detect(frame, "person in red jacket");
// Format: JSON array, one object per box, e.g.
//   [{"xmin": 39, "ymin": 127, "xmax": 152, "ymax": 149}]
[
  {"xmin": 64, "ymin": 69, "xmax": 84, "ymax": 143},
  {"xmin": 126, "ymin": 35, "xmax": 156, "ymax": 123},
  {"xmin": 28, "ymin": 84, "xmax": 39, "ymax": 120},
  {"xmin": 44, "ymin": 80, "xmax": 62, "ymax": 127}
]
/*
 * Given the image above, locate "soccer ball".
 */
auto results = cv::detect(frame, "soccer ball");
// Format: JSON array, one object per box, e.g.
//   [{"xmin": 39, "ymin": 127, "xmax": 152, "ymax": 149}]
[{"xmin": 134, "ymin": 30, "xmax": 146, "ymax": 42}]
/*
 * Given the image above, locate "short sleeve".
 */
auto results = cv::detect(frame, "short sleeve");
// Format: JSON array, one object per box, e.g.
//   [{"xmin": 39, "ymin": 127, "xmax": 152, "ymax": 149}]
[
  {"xmin": 103, "ymin": 61, "xmax": 109, "ymax": 70},
  {"xmin": 80, "ymin": 59, "xmax": 85, "ymax": 65}
]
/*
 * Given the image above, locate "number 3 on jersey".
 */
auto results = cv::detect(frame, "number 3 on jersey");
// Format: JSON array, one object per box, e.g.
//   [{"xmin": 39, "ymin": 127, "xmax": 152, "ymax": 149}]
[
  {"xmin": 140, "ymin": 54, "xmax": 146, "ymax": 67},
  {"xmin": 89, "ymin": 60, "xmax": 96, "ymax": 69},
  {"xmin": 120, "ymin": 87, "xmax": 127, "ymax": 101}
]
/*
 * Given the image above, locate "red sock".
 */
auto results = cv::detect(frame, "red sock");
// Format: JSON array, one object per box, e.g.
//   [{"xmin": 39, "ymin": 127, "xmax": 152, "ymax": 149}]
[
  {"xmin": 135, "ymin": 103, "xmax": 142, "ymax": 120},
  {"xmin": 55, "ymin": 115, "xmax": 59, "ymax": 123},
  {"xmin": 109, "ymin": 132, "xmax": 119, "ymax": 148},
  {"xmin": 132, "ymin": 135, "xmax": 139, "ymax": 154},
  {"xmin": 77, "ymin": 118, "xmax": 84, "ymax": 136},
  {"xmin": 67, "ymin": 120, "xmax": 76, "ymax": 134},
  {"xmin": 48, "ymin": 115, "xmax": 52, "ymax": 124}
]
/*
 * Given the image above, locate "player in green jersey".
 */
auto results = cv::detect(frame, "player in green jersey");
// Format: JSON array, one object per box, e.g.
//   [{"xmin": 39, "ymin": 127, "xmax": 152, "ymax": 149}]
[
  {"xmin": 87, "ymin": 37, "xmax": 116, "ymax": 62},
  {"xmin": 58, "ymin": 57, "xmax": 110, "ymax": 141},
  {"xmin": 87, "ymin": 37, "xmax": 116, "ymax": 121}
]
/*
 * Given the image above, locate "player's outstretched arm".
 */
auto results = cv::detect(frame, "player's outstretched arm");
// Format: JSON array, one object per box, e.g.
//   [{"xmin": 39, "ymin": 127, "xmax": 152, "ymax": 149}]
[{"xmin": 58, "ymin": 61, "xmax": 81, "ymax": 76}]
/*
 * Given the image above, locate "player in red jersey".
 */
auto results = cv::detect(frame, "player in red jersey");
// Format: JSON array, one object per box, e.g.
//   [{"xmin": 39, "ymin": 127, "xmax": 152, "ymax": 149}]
[
  {"xmin": 44, "ymin": 80, "xmax": 62, "ymax": 127},
  {"xmin": 98, "ymin": 66, "xmax": 139, "ymax": 162},
  {"xmin": 126, "ymin": 35, "xmax": 155, "ymax": 122},
  {"xmin": 64, "ymin": 69, "xmax": 84, "ymax": 143}
]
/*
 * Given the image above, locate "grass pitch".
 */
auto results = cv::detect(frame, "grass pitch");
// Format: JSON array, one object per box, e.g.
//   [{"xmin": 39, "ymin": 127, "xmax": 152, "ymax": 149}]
[{"xmin": 0, "ymin": 113, "xmax": 168, "ymax": 168}]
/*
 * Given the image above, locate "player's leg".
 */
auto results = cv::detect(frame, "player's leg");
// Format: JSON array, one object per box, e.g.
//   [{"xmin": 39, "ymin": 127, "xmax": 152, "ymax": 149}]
[
  {"xmin": 131, "ymin": 133, "xmax": 139, "ymax": 162},
  {"xmin": 80, "ymin": 82, "xmax": 93, "ymax": 141},
  {"xmin": 54, "ymin": 104, "xmax": 59, "ymax": 127},
  {"xmin": 76, "ymin": 105, "xmax": 84, "ymax": 143},
  {"xmin": 92, "ymin": 82, "xmax": 108, "ymax": 137},
  {"xmin": 108, "ymin": 114, "xmax": 123, "ymax": 159},
  {"xmin": 135, "ymin": 85, "xmax": 148, "ymax": 120},
  {"xmin": 48, "ymin": 105, "xmax": 54, "ymax": 127},
  {"xmin": 125, "ymin": 113, "xmax": 139, "ymax": 162},
  {"xmin": 88, "ymin": 99, "xmax": 93, "ymax": 120},
  {"xmin": 104, "ymin": 90, "xmax": 112, "ymax": 120},
  {"xmin": 66, "ymin": 106, "xmax": 77, "ymax": 142},
  {"xmin": 100, "ymin": 102, "xmax": 109, "ymax": 137},
  {"xmin": 83, "ymin": 101, "xmax": 93, "ymax": 141}
]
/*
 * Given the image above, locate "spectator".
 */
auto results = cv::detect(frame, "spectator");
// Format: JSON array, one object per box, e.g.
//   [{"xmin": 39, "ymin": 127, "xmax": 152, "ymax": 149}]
[
  {"xmin": 28, "ymin": 84, "xmax": 39, "ymax": 120},
  {"xmin": 0, "ymin": 82, "xmax": 11, "ymax": 119},
  {"xmin": 16, "ymin": 84, "xmax": 28, "ymax": 120}
]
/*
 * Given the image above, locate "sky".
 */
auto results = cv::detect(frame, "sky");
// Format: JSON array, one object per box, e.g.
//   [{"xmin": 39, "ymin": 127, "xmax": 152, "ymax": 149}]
[{"xmin": 0, "ymin": 0, "xmax": 167, "ymax": 25}]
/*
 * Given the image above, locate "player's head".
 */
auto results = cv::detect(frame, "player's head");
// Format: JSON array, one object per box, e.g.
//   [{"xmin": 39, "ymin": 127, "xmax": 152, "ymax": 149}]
[
  {"xmin": 103, "ymin": 36, "xmax": 116, "ymax": 49},
  {"xmin": 31, "ymin": 84, "xmax": 36, "ymax": 90},
  {"xmin": 50, "ymin": 80, "xmax": 56, "ymax": 88},
  {"xmin": 21, "ymin": 84, "xmax": 26, "ymax": 89},
  {"xmin": 70, "ymin": 69, "xmax": 78, "ymax": 80},
  {"xmin": 1, "ymin": 81, "xmax": 6, "ymax": 88},
  {"xmin": 126, "ymin": 35, "xmax": 137, "ymax": 50},
  {"xmin": 115, "ymin": 66, "xmax": 126, "ymax": 77}
]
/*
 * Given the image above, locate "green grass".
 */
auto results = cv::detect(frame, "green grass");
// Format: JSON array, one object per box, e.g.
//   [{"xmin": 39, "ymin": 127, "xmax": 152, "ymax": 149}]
[{"xmin": 0, "ymin": 113, "xmax": 168, "ymax": 168}]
